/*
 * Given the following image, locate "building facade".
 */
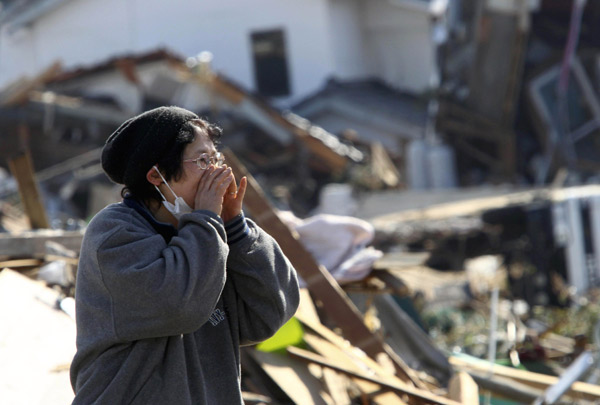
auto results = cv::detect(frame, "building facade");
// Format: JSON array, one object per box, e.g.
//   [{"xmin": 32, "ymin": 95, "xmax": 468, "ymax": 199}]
[{"xmin": 0, "ymin": 0, "xmax": 446, "ymax": 104}]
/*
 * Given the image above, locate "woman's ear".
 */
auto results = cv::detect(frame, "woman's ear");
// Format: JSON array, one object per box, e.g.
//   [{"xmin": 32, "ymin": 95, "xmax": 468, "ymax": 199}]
[{"xmin": 146, "ymin": 166, "xmax": 162, "ymax": 186}]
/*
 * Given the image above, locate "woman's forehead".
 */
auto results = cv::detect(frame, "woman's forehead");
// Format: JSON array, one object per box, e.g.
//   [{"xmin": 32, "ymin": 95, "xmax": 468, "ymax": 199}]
[{"xmin": 187, "ymin": 128, "xmax": 216, "ymax": 154}]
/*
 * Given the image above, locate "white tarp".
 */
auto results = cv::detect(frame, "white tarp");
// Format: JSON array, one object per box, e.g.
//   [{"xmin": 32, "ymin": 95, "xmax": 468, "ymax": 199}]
[{"xmin": 279, "ymin": 211, "xmax": 383, "ymax": 285}]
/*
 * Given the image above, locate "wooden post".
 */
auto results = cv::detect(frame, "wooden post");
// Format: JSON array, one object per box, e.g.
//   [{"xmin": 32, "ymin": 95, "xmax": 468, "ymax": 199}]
[
  {"xmin": 223, "ymin": 148, "xmax": 423, "ymax": 388},
  {"xmin": 8, "ymin": 149, "xmax": 50, "ymax": 229}
]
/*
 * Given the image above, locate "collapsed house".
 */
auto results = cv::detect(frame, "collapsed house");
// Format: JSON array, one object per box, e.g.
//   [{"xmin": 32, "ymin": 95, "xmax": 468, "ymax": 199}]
[{"xmin": 0, "ymin": 49, "xmax": 390, "ymax": 223}]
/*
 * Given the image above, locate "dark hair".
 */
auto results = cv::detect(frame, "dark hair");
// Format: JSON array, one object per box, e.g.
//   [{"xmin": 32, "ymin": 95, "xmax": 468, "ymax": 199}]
[{"xmin": 121, "ymin": 118, "xmax": 222, "ymax": 203}]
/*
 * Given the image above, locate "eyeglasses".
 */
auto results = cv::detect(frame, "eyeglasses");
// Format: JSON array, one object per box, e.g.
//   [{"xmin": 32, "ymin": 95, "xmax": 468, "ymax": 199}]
[{"xmin": 183, "ymin": 152, "xmax": 225, "ymax": 170}]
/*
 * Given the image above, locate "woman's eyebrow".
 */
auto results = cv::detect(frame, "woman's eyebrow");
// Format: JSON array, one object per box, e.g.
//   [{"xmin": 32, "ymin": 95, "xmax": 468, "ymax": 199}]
[{"xmin": 191, "ymin": 147, "xmax": 215, "ymax": 155}]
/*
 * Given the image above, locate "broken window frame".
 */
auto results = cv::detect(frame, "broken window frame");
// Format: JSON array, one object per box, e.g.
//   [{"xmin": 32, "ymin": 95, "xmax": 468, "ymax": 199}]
[
  {"xmin": 250, "ymin": 28, "xmax": 291, "ymax": 98},
  {"xmin": 528, "ymin": 56, "xmax": 600, "ymax": 157}
]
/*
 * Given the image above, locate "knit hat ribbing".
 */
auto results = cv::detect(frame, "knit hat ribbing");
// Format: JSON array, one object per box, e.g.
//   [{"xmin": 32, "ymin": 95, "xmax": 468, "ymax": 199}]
[{"xmin": 101, "ymin": 106, "xmax": 199, "ymax": 186}]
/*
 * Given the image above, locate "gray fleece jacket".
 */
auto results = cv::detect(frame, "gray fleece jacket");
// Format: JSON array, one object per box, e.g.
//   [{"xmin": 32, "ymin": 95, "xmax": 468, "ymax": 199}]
[{"xmin": 70, "ymin": 198, "xmax": 299, "ymax": 404}]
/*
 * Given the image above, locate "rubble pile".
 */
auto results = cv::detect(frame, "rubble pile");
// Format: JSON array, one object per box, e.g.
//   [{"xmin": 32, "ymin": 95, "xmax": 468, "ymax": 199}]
[{"xmin": 4, "ymin": 158, "xmax": 600, "ymax": 403}]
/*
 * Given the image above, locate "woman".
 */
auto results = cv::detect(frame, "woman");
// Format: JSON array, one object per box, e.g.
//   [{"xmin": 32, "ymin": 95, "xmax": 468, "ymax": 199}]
[{"xmin": 70, "ymin": 106, "xmax": 299, "ymax": 404}]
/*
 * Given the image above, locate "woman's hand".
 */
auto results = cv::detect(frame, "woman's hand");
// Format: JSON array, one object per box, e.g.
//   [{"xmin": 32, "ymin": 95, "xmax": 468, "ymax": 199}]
[
  {"xmin": 221, "ymin": 173, "xmax": 247, "ymax": 223},
  {"xmin": 194, "ymin": 165, "xmax": 233, "ymax": 215}
]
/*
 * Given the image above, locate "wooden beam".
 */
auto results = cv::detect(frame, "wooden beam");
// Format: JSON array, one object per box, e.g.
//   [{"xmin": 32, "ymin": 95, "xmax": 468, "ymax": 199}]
[
  {"xmin": 0, "ymin": 258, "xmax": 44, "ymax": 269},
  {"xmin": 0, "ymin": 229, "xmax": 84, "ymax": 259},
  {"xmin": 223, "ymin": 148, "xmax": 423, "ymax": 387},
  {"xmin": 369, "ymin": 185, "xmax": 600, "ymax": 227},
  {"xmin": 8, "ymin": 149, "xmax": 49, "ymax": 229},
  {"xmin": 449, "ymin": 355, "xmax": 600, "ymax": 402},
  {"xmin": 288, "ymin": 346, "xmax": 461, "ymax": 405}
]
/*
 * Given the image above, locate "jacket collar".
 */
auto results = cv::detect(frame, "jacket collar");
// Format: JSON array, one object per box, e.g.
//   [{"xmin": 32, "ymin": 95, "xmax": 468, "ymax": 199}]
[{"xmin": 123, "ymin": 195, "xmax": 178, "ymax": 243}]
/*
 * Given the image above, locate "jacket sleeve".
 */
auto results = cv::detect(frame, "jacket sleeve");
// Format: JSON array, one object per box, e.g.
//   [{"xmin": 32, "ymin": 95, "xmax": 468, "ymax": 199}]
[
  {"xmin": 223, "ymin": 214, "xmax": 300, "ymax": 345},
  {"xmin": 92, "ymin": 209, "xmax": 229, "ymax": 341}
]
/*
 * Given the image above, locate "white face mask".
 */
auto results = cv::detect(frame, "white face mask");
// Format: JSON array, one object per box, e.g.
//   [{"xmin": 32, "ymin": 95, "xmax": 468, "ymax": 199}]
[{"xmin": 153, "ymin": 166, "xmax": 193, "ymax": 220}]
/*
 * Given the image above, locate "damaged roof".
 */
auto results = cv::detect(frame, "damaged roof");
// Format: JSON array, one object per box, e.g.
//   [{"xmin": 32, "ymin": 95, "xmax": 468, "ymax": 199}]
[
  {"xmin": 47, "ymin": 49, "xmax": 185, "ymax": 84},
  {"xmin": 292, "ymin": 79, "xmax": 430, "ymax": 152},
  {"xmin": 0, "ymin": 48, "xmax": 364, "ymax": 176}
]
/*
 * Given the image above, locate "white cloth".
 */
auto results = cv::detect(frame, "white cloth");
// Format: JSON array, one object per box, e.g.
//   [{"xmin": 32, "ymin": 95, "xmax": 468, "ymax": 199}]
[{"xmin": 279, "ymin": 211, "xmax": 383, "ymax": 285}]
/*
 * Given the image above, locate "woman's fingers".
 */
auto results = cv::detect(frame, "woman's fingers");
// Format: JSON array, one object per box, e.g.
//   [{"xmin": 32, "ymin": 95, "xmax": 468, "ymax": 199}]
[
  {"xmin": 198, "ymin": 166, "xmax": 231, "ymax": 193},
  {"xmin": 196, "ymin": 165, "xmax": 215, "ymax": 190},
  {"xmin": 225, "ymin": 172, "xmax": 237, "ymax": 194},
  {"xmin": 221, "ymin": 175, "xmax": 246, "ymax": 219},
  {"xmin": 213, "ymin": 167, "xmax": 233, "ymax": 193},
  {"xmin": 234, "ymin": 177, "xmax": 247, "ymax": 202},
  {"xmin": 194, "ymin": 166, "xmax": 233, "ymax": 214}
]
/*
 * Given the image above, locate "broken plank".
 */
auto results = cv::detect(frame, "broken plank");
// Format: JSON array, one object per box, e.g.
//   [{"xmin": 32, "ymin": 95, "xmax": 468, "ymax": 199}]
[
  {"xmin": 322, "ymin": 368, "xmax": 352, "ymax": 405},
  {"xmin": 448, "ymin": 372, "xmax": 479, "ymax": 405},
  {"xmin": 0, "ymin": 258, "xmax": 44, "ymax": 269},
  {"xmin": 296, "ymin": 288, "xmax": 321, "ymax": 326},
  {"xmin": 0, "ymin": 229, "xmax": 84, "ymax": 259},
  {"xmin": 296, "ymin": 309, "xmax": 398, "ymax": 380},
  {"xmin": 288, "ymin": 346, "xmax": 460, "ymax": 405},
  {"xmin": 303, "ymin": 331, "xmax": 405, "ymax": 404},
  {"xmin": 449, "ymin": 355, "xmax": 600, "ymax": 402},
  {"xmin": 248, "ymin": 349, "xmax": 328, "ymax": 405}
]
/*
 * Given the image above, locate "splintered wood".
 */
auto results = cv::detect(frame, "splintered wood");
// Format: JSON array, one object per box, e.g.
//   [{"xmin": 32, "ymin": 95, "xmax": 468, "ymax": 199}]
[
  {"xmin": 224, "ymin": 149, "xmax": 424, "ymax": 387},
  {"xmin": 242, "ymin": 287, "xmax": 463, "ymax": 404},
  {"xmin": 224, "ymin": 149, "xmax": 468, "ymax": 404}
]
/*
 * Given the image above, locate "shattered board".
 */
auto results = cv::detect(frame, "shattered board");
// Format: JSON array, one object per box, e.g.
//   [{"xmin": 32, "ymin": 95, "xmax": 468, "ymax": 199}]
[{"xmin": 0, "ymin": 269, "xmax": 75, "ymax": 404}]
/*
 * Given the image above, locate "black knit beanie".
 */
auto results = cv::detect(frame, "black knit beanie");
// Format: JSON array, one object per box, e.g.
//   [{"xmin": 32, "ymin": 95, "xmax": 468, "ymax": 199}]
[{"xmin": 101, "ymin": 106, "xmax": 199, "ymax": 186}]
